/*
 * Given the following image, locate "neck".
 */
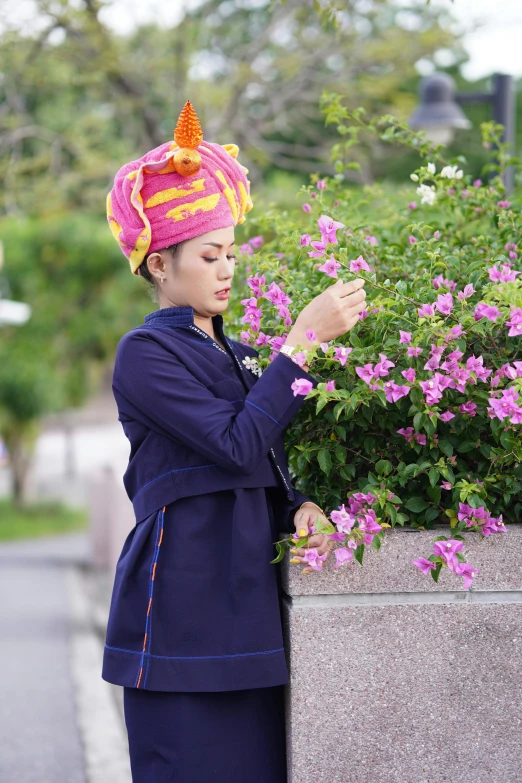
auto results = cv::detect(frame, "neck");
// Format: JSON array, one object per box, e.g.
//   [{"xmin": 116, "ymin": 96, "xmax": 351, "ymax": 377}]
[{"xmin": 193, "ymin": 314, "xmax": 216, "ymax": 340}]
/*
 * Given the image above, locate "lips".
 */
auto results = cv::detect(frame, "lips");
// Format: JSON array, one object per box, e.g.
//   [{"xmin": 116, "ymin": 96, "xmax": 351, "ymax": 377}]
[{"xmin": 215, "ymin": 287, "xmax": 231, "ymax": 294}]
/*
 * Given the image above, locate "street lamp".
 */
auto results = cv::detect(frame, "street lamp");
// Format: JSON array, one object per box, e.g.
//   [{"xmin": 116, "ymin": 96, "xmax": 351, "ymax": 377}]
[{"xmin": 409, "ymin": 72, "xmax": 516, "ymax": 192}]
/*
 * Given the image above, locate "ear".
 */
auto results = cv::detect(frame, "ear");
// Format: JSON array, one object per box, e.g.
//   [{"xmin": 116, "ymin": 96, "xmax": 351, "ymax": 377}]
[
  {"xmin": 144, "ymin": 251, "xmax": 165, "ymax": 279},
  {"xmin": 222, "ymin": 143, "xmax": 239, "ymax": 159}
]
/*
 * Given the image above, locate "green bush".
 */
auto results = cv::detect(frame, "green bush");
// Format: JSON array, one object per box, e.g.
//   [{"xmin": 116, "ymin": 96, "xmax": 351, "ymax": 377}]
[{"xmin": 234, "ymin": 99, "xmax": 521, "ymax": 584}]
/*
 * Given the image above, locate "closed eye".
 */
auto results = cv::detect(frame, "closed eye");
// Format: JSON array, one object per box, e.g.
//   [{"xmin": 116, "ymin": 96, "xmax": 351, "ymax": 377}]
[{"xmin": 203, "ymin": 255, "xmax": 237, "ymax": 262}]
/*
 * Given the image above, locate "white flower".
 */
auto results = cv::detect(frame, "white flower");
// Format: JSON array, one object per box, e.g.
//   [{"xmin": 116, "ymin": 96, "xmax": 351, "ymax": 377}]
[
  {"xmin": 440, "ymin": 165, "xmax": 463, "ymax": 180},
  {"xmin": 427, "ymin": 162, "xmax": 436, "ymax": 175},
  {"xmin": 410, "ymin": 173, "xmax": 419, "ymax": 182},
  {"xmin": 242, "ymin": 356, "xmax": 262, "ymax": 377},
  {"xmin": 416, "ymin": 184, "xmax": 437, "ymax": 206}
]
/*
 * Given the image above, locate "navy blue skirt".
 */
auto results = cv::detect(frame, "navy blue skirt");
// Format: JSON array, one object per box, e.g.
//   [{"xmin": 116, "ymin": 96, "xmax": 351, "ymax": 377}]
[{"xmin": 124, "ymin": 684, "xmax": 287, "ymax": 782}]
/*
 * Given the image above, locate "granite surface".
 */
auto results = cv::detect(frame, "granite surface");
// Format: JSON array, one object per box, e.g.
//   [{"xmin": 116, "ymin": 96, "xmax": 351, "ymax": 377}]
[
  {"xmin": 284, "ymin": 601, "xmax": 522, "ymax": 783},
  {"xmin": 283, "ymin": 524, "xmax": 522, "ymax": 782},
  {"xmin": 283, "ymin": 524, "xmax": 522, "ymax": 596}
]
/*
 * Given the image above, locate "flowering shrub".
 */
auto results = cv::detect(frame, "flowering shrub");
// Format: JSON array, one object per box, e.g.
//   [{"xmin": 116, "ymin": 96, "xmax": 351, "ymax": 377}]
[{"xmin": 236, "ymin": 98, "xmax": 521, "ymax": 588}]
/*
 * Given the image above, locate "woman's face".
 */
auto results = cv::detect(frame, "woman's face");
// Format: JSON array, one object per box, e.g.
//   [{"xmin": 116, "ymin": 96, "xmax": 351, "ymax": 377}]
[{"xmin": 156, "ymin": 226, "xmax": 237, "ymax": 318}]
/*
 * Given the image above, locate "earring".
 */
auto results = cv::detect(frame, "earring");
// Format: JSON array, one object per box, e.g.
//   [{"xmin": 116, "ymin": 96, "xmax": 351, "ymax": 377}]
[{"xmin": 161, "ymin": 277, "xmax": 166, "ymax": 283}]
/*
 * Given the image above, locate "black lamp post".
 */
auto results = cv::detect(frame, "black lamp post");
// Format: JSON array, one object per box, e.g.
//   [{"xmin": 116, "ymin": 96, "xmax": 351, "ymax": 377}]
[{"xmin": 409, "ymin": 72, "xmax": 516, "ymax": 193}]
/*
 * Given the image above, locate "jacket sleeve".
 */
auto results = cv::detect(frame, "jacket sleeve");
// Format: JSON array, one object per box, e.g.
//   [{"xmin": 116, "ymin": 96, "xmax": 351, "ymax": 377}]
[
  {"xmin": 267, "ymin": 487, "xmax": 315, "ymax": 535},
  {"xmin": 114, "ymin": 332, "xmax": 318, "ymax": 475}
]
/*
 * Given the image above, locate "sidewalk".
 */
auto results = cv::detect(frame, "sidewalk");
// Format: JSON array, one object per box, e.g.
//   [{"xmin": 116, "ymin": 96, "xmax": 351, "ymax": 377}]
[{"xmin": 0, "ymin": 532, "xmax": 131, "ymax": 783}]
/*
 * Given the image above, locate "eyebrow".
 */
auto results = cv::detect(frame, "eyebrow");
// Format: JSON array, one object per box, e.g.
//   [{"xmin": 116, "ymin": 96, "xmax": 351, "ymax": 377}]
[{"xmin": 201, "ymin": 241, "xmax": 236, "ymax": 249}]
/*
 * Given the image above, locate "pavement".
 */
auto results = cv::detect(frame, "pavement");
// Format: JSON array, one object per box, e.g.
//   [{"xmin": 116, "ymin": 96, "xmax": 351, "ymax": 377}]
[{"xmin": 0, "ymin": 532, "xmax": 131, "ymax": 783}]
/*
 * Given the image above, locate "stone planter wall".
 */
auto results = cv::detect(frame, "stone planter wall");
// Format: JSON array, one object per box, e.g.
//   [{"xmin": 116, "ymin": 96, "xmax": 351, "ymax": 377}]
[{"xmin": 282, "ymin": 526, "xmax": 522, "ymax": 783}]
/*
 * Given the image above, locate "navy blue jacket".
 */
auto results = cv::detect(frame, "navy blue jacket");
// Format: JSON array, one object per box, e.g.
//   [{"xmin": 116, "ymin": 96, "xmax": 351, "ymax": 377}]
[{"xmin": 102, "ymin": 305, "xmax": 318, "ymax": 692}]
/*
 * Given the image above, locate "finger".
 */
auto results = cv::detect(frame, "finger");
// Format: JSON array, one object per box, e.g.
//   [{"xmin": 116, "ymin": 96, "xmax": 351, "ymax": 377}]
[{"xmin": 330, "ymin": 278, "xmax": 365, "ymax": 297}]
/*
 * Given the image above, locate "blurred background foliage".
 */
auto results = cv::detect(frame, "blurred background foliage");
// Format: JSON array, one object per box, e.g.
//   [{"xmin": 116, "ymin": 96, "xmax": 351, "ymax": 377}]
[{"xmin": 0, "ymin": 0, "xmax": 521, "ymax": 503}]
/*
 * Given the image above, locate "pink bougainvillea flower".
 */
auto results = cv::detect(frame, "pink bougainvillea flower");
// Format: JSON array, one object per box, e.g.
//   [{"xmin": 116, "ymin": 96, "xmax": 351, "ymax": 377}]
[
  {"xmin": 482, "ymin": 514, "xmax": 506, "ymax": 536},
  {"xmin": 399, "ymin": 330, "xmax": 412, "ymax": 344},
  {"xmin": 506, "ymin": 307, "xmax": 522, "ymax": 337},
  {"xmin": 412, "ymin": 558, "xmax": 436, "ymax": 575},
  {"xmin": 356, "ymin": 364, "xmax": 376, "ymax": 384},
  {"xmin": 308, "ymin": 239, "xmax": 328, "ymax": 258},
  {"xmin": 457, "ymin": 284, "xmax": 475, "ymax": 301},
  {"xmin": 433, "ymin": 275, "xmax": 456, "ymax": 292},
  {"xmin": 466, "ymin": 355, "xmax": 492, "ymax": 382},
  {"xmin": 359, "ymin": 309, "xmax": 369, "ymax": 320},
  {"xmin": 240, "ymin": 330, "xmax": 252, "ymax": 344},
  {"xmin": 473, "ymin": 179, "xmax": 482, "ymax": 187},
  {"xmin": 325, "ymin": 380, "xmax": 336, "ymax": 391},
  {"xmin": 334, "ymin": 548, "xmax": 354, "ymax": 567},
  {"xmin": 498, "ymin": 200, "xmax": 511, "ymax": 209},
  {"xmin": 401, "ymin": 368, "xmax": 416, "ymax": 383},
  {"xmin": 440, "ymin": 411, "xmax": 455, "ymax": 422},
  {"xmin": 318, "ymin": 214, "xmax": 345, "ymax": 245},
  {"xmin": 418, "ymin": 303, "xmax": 435, "ymax": 318},
  {"xmin": 249, "ymin": 235, "xmax": 264, "ymax": 249},
  {"xmin": 334, "ymin": 346, "xmax": 353, "ymax": 366},
  {"xmin": 364, "ymin": 234, "xmax": 378, "ymax": 245},
  {"xmin": 441, "ymin": 481, "xmax": 452, "ymax": 490},
  {"xmin": 432, "ymin": 539, "xmax": 463, "ymax": 570},
  {"xmin": 460, "ymin": 401, "xmax": 477, "ymax": 416},
  {"xmin": 488, "ymin": 264, "xmax": 520, "ymax": 283},
  {"xmin": 302, "ymin": 203, "xmax": 312, "ymax": 213},
  {"xmin": 254, "ymin": 332, "xmax": 271, "ymax": 347},
  {"xmin": 300, "ymin": 234, "xmax": 312, "ymax": 247},
  {"xmin": 435, "ymin": 293, "xmax": 454, "ymax": 315},
  {"xmin": 240, "ymin": 242, "xmax": 254, "ymax": 255},
  {"xmin": 419, "ymin": 374, "xmax": 445, "ymax": 405},
  {"xmin": 409, "ymin": 235, "xmax": 417, "ymax": 244},
  {"xmin": 358, "ymin": 509, "xmax": 382, "ymax": 536},
  {"xmin": 320, "ymin": 342, "xmax": 329, "ymax": 353},
  {"xmin": 424, "ymin": 355, "xmax": 442, "ymax": 371},
  {"xmin": 270, "ymin": 334, "xmax": 288, "ymax": 352},
  {"xmin": 241, "ymin": 297, "xmax": 263, "ymax": 332},
  {"xmin": 454, "ymin": 562, "xmax": 479, "ymax": 589},
  {"xmin": 407, "ymin": 346, "xmax": 423, "ymax": 358},
  {"xmin": 264, "ymin": 282, "xmax": 292, "ymax": 307},
  {"xmin": 445, "ymin": 324, "xmax": 466, "ymax": 341},
  {"xmin": 415, "ymin": 433, "xmax": 427, "ymax": 445},
  {"xmin": 408, "ymin": 201, "xmax": 417, "ymax": 210},
  {"xmin": 449, "ymin": 367, "xmax": 471, "ymax": 393},
  {"xmin": 350, "ymin": 255, "xmax": 371, "ymax": 273},
  {"xmin": 374, "ymin": 353, "xmax": 395, "ymax": 377},
  {"xmin": 488, "ymin": 387, "xmax": 521, "ymax": 421},
  {"xmin": 301, "ymin": 549, "xmax": 328, "ymax": 571},
  {"xmin": 316, "ymin": 179, "xmax": 327, "ymax": 190},
  {"xmin": 306, "ymin": 329, "xmax": 317, "ymax": 341},
  {"xmin": 291, "ymin": 378, "xmax": 314, "ymax": 397},
  {"xmin": 474, "ymin": 303, "xmax": 501, "ymax": 321},
  {"xmin": 247, "ymin": 273, "xmax": 266, "ymax": 296},
  {"xmin": 383, "ymin": 380, "xmax": 410, "ymax": 403},
  {"xmin": 327, "ymin": 532, "xmax": 346, "ymax": 542},
  {"xmin": 397, "ymin": 427, "xmax": 415, "ymax": 443},
  {"xmin": 331, "ymin": 504, "xmax": 356, "ymax": 533},
  {"xmin": 318, "ymin": 255, "xmax": 342, "ymax": 278}
]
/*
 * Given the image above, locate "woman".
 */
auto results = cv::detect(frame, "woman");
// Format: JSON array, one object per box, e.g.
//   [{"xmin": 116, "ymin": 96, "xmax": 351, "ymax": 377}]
[{"xmin": 103, "ymin": 101, "xmax": 366, "ymax": 782}]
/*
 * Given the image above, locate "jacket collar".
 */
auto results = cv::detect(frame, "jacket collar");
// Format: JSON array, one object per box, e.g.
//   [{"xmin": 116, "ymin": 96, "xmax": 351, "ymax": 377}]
[{"xmin": 143, "ymin": 305, "xmax": 224, "ymax": 333}]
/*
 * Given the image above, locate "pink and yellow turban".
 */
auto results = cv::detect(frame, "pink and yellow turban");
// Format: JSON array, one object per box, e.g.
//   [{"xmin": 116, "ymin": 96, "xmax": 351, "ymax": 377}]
[{"xmin": 107, "ymin": 101, "xmax": 253, "ymax": 274}]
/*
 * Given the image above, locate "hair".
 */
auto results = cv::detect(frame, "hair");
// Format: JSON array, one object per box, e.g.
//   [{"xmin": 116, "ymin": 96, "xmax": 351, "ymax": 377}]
[{"xmin": 136, "ymin": 242, "xmax": 186, "ymax": 302}]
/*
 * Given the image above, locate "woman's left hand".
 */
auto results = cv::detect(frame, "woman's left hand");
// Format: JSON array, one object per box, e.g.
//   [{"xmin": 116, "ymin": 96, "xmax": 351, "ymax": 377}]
[{"xmin": 289, "ymin": 502, "xmax": 333, "ymax": 574}]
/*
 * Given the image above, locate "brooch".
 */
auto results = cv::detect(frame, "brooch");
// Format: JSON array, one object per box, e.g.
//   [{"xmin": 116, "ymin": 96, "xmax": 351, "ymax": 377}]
[{"xmin": 242, "ymin": 356, "xmax": 263, "ymax": 377}]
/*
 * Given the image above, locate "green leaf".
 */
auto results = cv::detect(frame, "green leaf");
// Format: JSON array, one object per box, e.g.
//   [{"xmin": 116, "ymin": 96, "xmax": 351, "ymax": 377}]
[
  {"xmin": 270, "ymin": 541, "xmax": 287, "ymax": 564},
  {"xmin": 405, "ymin": 497, "xmax": 430, "ymax": 513},
  {"xmin": 375, "ymin": 459, "xmax": 392, "ymax": 476},
  {"xmin": 438, "ymin": 439, "xmax": 453, "ymax": 457},
  {"xmin": 425, "ymin": 507, "xmax": 440, "ymax": 523},
  {"xmin": 354, "ymin": 544, "xmax": 365, "ymax": 565},
  {"xmin": 431, "ymin": 563, "xmax": 442, "ymax": 583},
  {"xmin": 316, "ymin": 396, "xmax": 327, "ymax": 414},
  {"xmin": 318, "ymin": 449, "xmax": 332, "ymax": 475},
  {"xmin": 371, "ymin": 535, "xmax": 382, "ymax": 550},
  {"xmin": 457, "ymin": 441, "xmax": 476, "ymax": 453},
  {"xmin": 428, "ymin": 468, "xmax": 439, "ymax": 487}
]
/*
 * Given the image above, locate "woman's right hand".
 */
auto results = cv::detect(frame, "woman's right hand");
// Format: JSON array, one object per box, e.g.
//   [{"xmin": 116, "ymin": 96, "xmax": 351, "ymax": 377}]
[{"xmin": 286, "ymin": 278, "xmax": 367, "ymax": 347}]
